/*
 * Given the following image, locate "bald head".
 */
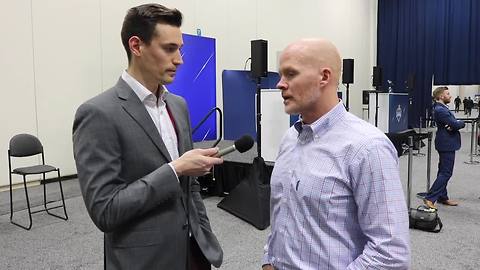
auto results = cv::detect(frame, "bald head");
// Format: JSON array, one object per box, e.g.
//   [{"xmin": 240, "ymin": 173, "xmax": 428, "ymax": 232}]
[
  {"xmin": 281, "ymin": 39, "xmax": 342, "ymax": 85},
  {"xmin": 276, "ymin": 38, "xmax": 343, "ymax": 123}
]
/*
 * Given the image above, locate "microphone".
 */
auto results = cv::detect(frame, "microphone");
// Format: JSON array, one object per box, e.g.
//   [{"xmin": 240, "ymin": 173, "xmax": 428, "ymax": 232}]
[{"xmin": 215, "ymin": 135, "xmax": 254, "ymax": 157}]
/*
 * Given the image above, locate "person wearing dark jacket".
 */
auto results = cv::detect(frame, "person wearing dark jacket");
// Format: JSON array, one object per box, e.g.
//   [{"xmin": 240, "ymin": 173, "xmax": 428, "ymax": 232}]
[
  {"xmin": 424, "ymin": 87, "xmax": 465, "ymax": 209},
  {"xmin": 467, "ymin": 97, "xmax": 474, "ymax": 117},
  {"xmin": 463, "ymin": 97, "xmax": 468, "ymax": 114},
  {"xmin": 454, "ymin": 96, "xmax": 461, "ymax": 113}
]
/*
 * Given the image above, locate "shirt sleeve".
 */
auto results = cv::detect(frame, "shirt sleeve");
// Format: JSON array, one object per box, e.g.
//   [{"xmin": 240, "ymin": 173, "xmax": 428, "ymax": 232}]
[
  {"xmin": 168, "ymin": 162, "xmax": 180, "ymax": 182},
  {"xmin": 347, "ymin": 137, "xmax": 411, "ymax": 269},
  {"xmin": 262, "ymin": 232, "xmax": 273, "ymax": 266}
]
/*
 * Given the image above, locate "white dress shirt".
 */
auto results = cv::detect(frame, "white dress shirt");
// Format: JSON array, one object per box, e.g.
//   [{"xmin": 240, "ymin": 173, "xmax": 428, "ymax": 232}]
[{"xmin": 121, "ymin": 70, "xmax": 180, "ymax": 176}]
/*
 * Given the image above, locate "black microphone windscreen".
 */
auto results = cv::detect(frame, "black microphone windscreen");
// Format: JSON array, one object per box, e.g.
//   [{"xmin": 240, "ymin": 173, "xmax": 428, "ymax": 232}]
[{"xmin": 234, "ymin": 135, "xmax": 254, "ymax": 153}]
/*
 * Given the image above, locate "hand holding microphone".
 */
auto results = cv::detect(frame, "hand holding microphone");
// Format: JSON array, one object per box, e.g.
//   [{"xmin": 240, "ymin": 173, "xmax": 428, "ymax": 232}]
[
  {"xmin": 215, "ymin": 135, "xmax": 254, "ymax": 157},
  {"xmin": 171, "ymin": 135, "xmax": 254, "ymax": 176}
]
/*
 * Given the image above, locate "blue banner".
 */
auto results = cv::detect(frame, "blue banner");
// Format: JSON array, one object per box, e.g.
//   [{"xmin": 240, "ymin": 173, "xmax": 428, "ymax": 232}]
[{"xmin": 168, "ymin": 34, "xmax": 216, "ymax": 142}]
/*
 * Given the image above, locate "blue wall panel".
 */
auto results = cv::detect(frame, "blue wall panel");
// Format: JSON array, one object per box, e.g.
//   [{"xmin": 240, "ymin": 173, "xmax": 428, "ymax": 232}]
[{"xmin": 168, "ymin": 34, "xmax": 216, "ymax": 142}]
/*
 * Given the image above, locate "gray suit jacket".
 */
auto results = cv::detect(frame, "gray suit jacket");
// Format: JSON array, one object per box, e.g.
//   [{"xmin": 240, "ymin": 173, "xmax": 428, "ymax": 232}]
[{"xmin": 73, "ymin": 78, "xmax": 222, "ymax": 269}]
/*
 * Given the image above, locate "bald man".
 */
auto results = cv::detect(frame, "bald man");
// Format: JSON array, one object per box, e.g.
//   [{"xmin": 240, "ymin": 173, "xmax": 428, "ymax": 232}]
[{"xmin": 262, "ymin": 39, "xmax": 410, "ymax": 270}]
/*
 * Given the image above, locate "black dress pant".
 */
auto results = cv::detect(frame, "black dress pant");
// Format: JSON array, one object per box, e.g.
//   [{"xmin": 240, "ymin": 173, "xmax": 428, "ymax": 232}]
[{"xmin": 190, "ymin": 238, "xmax": 211, "ymax": 270}]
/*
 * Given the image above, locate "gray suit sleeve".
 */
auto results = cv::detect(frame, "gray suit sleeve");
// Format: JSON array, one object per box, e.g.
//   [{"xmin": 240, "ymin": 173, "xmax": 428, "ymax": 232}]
[
  {"xmin": 73, "ymin": 102, "xmax": 183, "ymax": 233},
  {"xmin": 190, "ymin": 179, "xmax": 213, "ymax": 230}
]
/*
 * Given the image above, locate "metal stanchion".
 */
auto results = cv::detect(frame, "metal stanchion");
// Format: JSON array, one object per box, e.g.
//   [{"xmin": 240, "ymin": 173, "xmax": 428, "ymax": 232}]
[
  {"xmin": 426, "ymin": 132, "xmax": 432, "ymax": 190},
  {"xmin": 474, "ymin": 120, "xmax": 479, "ymax": 156},
  {"xmin": 413, "ymin": 117, "xmax": 425, "ymax": 157},
  {"xmin": 407, "ymin": 136, "xmax": 413, "ymax": 210},
  {"xmin": 464, "ymin": 119, "xmax": 480, "ymax": 165},
  {"xmin": 416, "ymin": 132, "xmax": 432, "ymax": 200}
]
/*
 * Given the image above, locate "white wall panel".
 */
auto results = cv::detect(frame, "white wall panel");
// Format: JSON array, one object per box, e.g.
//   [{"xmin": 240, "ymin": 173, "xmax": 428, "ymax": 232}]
[
  {"xmin": 32, "ymin": 0, "xmax": 102, "ymax": 176},
  {"xmin": 459, "ymin": 85, "xmax": 480, "ymax": 99},
  {"xmin": 0, "ymin": 0, "xmax": 38, "ymax": 186},
  {"xmin": 195, "ymin": 0, "xmax": 256, "ymax": 120},
  {"xmin": 256, "ymin": 0, "xmax": 375, "ymax": 117},
  {"xmin": 100, "ymin": 0, "xmax": 137, "ymax": 89}
]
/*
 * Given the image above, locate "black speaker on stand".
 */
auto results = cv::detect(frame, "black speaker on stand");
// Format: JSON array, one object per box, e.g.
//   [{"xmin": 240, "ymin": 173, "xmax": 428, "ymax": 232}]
[
  {"xmin": 342, "ymin": 59, "xmax": 354, "ymax": 111},
  {"xmin": 250, "ymin": 39, "xmax": 268, "ymax": 157},
  {"xmin": 218, "ymin": 39, "xmax": 271, "ymax": 230},
  {"xmin": 251, "ymin": 40, "xmax": 268, "ymax": 79},
  {"xmin": 372, "ymin": 66, "xmax": 383, "ymax": 127}
]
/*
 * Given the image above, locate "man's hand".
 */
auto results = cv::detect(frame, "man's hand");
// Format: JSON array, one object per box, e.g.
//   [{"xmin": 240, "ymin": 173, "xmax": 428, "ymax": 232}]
[
  {"xmin": 445, "ymin": 124, "xmax": 453, "ymax": 131},
  {"xmin": 171, "ymin": 148, "xmax": 223, "ymax": 177},
  {"xmin": 262, "ymin": 264, "xmax": 274, "ymax": 270}
]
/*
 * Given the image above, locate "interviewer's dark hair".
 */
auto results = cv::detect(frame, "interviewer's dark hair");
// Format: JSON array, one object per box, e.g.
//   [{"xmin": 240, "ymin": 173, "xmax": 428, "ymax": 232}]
[{"xmin": 121, "ymin": 4, "xmax": 182, "ymax": 63}]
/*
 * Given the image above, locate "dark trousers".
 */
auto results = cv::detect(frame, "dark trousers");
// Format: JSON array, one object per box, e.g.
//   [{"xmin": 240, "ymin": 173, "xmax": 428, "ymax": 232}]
[
  {"xmin": 426, "ymin": 151, "xmax": 455, "ymax": 202},
  {"xmin": 190, "ymin": 238, "xmax": 211, "ymax": 270}
]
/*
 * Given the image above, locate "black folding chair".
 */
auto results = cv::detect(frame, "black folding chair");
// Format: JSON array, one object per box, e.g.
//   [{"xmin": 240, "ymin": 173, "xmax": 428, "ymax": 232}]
[{"xmin": 8, "ymin": 133, "xmax": 68, "ymax": 230}]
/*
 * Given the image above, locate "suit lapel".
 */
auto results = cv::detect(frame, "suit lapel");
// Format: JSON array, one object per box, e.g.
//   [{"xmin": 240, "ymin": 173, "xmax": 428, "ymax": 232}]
[{"xmin": 115, "ymin": 79, "xmax": 172, "ymax": 162}]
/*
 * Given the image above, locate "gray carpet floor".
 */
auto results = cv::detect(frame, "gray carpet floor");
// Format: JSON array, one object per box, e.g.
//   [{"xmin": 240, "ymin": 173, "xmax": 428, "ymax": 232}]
[{"xmin": 1, "ymin": 127, "xmax": 479, "ymax": 270}]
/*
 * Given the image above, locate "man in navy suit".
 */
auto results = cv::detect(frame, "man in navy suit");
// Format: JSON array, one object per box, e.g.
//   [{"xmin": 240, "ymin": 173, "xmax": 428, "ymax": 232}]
[{"xmin": 424, "ymin": 86, "xmax": 465, "ymax": 209}]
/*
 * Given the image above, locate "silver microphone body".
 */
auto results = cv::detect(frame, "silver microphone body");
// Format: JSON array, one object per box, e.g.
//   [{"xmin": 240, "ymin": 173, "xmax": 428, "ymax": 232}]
[
  {"xmin": 215, "ymin": 145, "xmax": 237, "ymax": 157},
  {"xmin": 214, "ymin": 135, "xmax": 254, "ymax": 157}
]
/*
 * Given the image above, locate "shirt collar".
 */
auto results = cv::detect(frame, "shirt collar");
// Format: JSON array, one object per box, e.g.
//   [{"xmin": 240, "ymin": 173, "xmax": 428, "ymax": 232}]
[
  {"xmin": 294, "ymin": 101, "xmax": 347, "ymax": 136},
  {"xmin": 435, "ymin": 101, "xmax": 448, "ymax": 108},
  {"xmin": 121, "ymin": 70, "xmax": 167, "ymax": 103}
]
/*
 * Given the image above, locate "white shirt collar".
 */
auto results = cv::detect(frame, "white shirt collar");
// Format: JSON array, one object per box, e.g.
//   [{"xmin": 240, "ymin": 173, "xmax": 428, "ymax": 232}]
[{"xmin": 121, "ymin": 70, "xmax": 167, "ymax": 104}]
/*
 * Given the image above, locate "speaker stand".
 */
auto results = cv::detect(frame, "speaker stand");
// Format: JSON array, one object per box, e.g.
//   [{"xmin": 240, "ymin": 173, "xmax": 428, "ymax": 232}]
[
  {"xmin": 345, "ymin": 83, "xmax": 350, "ymax": 111},
  {"xmin": 255, "ymin": 77, "xmax": 262, "ymax": 158},
  {"xmin": 374, "ymin": 87, "xmax": 379, "ymax": 127}
]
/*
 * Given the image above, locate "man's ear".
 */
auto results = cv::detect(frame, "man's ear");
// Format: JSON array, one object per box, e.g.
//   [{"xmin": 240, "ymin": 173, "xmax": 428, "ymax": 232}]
[
  {"xmin": 319, "ymin": 68, "xmax": 332, "ymax": 86},
  {"xmin": 129, "ymin": 36, "xmax": 142, "ymax": 58}
]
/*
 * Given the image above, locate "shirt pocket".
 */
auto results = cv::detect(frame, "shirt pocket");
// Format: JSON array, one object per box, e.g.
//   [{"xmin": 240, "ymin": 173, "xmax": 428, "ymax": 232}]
[{"xmin": 289, "ymin": 167, "xmax": 350, "ymax": 217}]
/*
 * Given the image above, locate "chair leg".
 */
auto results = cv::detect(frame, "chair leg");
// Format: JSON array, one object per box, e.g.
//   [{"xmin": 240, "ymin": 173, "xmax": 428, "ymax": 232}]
[
  {"xmin": 58, "ymin": 169, "xmax": 69, "ymax": 220},
  {"xmin": 10, "ymin": 175, "xmax": 33, "ymax": 230},
  {"xmin": 45, "ymin": 169, "xmax": 68, "ymax": 221},
  {"xmin": 43, "ymin": 172, "xmax": 47, "ymax": 210},
  {"xmin": 9, "ymin": 172, "xmax": 13, "ymax": 221}
]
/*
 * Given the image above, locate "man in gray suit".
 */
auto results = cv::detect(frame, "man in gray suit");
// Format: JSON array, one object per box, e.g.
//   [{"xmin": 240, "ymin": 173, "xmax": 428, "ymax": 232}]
[{"xmin": 73, "ymin": 4, "xmax": 223, "ymax": 270}]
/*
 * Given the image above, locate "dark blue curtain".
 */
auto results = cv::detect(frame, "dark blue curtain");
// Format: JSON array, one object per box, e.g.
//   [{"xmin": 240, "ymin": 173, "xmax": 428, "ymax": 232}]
[{"xmin": 377, "ymin": 0, "xmax": 480, "ymax": 127}]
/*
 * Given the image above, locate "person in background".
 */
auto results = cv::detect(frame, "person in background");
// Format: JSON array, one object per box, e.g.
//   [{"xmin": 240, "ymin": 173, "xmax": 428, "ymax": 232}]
[
  {"xmin": 454, "ymin": 96, "xmax": 461, "ymax": 113},
  {"xmin": 262, "ymin": 38, "xmax": 410, "ymax": 270},
  {"xmin": 73, "ymin": 4, "xmax": 223, "ymax": 269},
  {"xmin": 467, "ymin": 97, "xmax": 474, "ymax": 117},
  {"xmin": 463, "ymin": 97, "xmax": 468, "ymax": 115},
  {"xmin": 424, "ymin": 86, "xmax": 465, "ymax": 209}
]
